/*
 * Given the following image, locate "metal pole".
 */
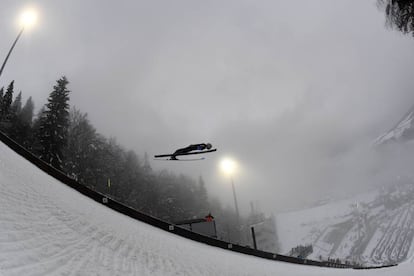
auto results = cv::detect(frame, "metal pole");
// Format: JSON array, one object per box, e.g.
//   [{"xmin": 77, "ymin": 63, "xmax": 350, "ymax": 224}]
[
  {"xmin": 0, "ymin": 27, "xmax": 24, "ymax": 79},
  {"xmin": 251, "ymin": 226, "xmax": 257, "ymax": 250},
  {"xmin": 231, "ymin": 176, "xmax": 240, "ymax": 227}
]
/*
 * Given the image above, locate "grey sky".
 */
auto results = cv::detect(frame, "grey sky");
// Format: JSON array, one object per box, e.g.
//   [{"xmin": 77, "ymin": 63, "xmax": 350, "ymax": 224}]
[{"xmin": 1, "ymin": 1, "xmax": 414, "ymax": 214}]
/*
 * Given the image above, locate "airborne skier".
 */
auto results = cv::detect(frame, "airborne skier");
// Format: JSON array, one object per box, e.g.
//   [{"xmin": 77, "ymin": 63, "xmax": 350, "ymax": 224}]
[{"xmin": 154, "ymin": 143, "xmax": 216, "ymax": 161}]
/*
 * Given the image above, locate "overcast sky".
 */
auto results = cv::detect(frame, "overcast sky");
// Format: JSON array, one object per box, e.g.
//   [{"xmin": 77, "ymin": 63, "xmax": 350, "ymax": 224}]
[{"xmin": 1, "ymin": 0, "xmax": 414, "ymax": 214}]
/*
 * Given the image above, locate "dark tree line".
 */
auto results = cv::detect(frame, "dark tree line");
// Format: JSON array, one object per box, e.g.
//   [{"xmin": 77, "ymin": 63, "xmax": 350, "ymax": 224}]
[
  {"xmin": 0, "ymin": 81, "xmax": 35, "ymax": 149},
  {"xmin": 378, "ymin": 0, "xmax": 414, "ymax": 36},
  {"xmin": 0, "ymin": 76, "xmax": 253, "ymax": 245}
]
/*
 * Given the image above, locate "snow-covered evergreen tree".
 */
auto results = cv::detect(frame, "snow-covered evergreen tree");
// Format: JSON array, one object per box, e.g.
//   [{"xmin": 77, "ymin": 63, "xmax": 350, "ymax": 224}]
[
  {"xmin": 31, "ymin": 107, "xmax": 46, "ymax": 154},
  {"xmin": 0, "ymin": 87, "xmax": 4, "ymax": 113},
  {"xmin": 7, "ymin": 91, "xmax": 23, "ymax": 140},
  {"xmin": 38, "ymin": 76, "xmax": 70, "ymax": 170},
  {"xmin": 10, "ymin": 91, "xmax": 22, "ymax": 116},
  {"xmin": 0, "ymin": 81, "xmax": 14, "ymax": 123},
  {"xmin": 19, "ymin": 96, "xmax": 35, "ymax": 126},
  {"xmin": 63, "ymin": 107, "xmax": 100, "ymax": 184},
  {"xmin": 10, "ymin": 95, "xmax": 35, "ymax": 147}
]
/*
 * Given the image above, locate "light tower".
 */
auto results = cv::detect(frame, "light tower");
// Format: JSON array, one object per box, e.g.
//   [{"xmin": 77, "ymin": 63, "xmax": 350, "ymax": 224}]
[
  {"xmin": 0, "ymin": 8, "xmax": 38, "ymax": 79},
  {"xmin": 220, "ymin": 158, "xmax": 241, "ymax": 227}
]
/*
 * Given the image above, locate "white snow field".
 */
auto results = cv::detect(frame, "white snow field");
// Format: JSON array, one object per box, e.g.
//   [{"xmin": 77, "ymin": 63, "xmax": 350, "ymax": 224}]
[
  {"xmin": 276, "ymin": 185, "xmax": 414, "ymax": 265},
  {"xmin": 0, "ymin": 141, "xmax": 413, "ymax": 275}
]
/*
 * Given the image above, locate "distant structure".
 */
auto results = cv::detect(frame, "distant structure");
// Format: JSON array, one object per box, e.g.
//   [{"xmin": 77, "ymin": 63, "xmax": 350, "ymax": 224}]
[
  {"xmin": 245, "ymin": 201, "xmax": 280, "ymax": 252},
  {"xmin": 174, "ymin": 213, "xmax": 217, "ymax": 238}
]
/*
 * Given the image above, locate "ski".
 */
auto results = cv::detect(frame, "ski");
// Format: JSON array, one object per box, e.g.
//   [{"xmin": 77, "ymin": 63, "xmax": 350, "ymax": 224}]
[
  {"xmin": 154, "ymin": 149, "xmax": 217, "ymax": 158},
  {"xmin": 153, "ymin": 157, "xmax": 205, "ymax": 161}
]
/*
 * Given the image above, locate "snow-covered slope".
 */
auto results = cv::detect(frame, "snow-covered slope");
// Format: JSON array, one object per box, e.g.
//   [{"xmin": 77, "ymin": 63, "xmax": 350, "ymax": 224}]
[
  {"xmin": 277, "ymin": 184, "xmax": 414, "ymax": 266},
  {"xmin": 0, "ymin": 140, "xmax": 413, "ymax": 275},
  {"xmin": 374, "ymin": 105, "xmax": 414, "ymax": 145}
]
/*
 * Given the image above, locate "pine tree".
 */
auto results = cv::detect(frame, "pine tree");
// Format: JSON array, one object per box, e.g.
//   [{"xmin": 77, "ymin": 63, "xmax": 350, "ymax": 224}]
[
  {"xmin": 0, "ymin": 87, "xmax": 4, "ymax": 115},
  {"xmin": 10, "ymin": 95, "xmax": 35, "ymax": 147},
  {"xmin": 63, "ymin": 107, "xmax": 101, "ymax": 185},
  {"xmin": 379, "ymin": 0, "xmax": 414, "ymax": 36},
  {"xmin": 31, "ymin": 107, "xmax": 46, "ymax": 154},
  {"xmin": 11, "ymin": 91, "xmax": 22, "ymax": 115},
  {"xmin": 7, "ymin": 91, "xmax": 23, "ymax": 141},
  {"xmin": 38, "ymin": 76, "xmax": 70, "ymax": 170},
  {"xmin": 0, "ymin": 81, "xmax": 14, "ymax": 123},
  {"xmin": 20, "ymin": 96, "xmax": 34, "ymax": 126}
]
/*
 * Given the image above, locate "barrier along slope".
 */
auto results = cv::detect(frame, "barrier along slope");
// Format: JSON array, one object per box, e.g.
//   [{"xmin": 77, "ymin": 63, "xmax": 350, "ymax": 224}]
[{"xmin": 0, "ymin": 130, "xmax": 395, "ymax": 270}]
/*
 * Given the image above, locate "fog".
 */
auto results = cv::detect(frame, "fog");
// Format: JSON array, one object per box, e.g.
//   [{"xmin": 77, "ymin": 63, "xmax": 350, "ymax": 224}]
[{"xmin": 1, "ymin": 0, "xmax": 414, "ymax": 214}]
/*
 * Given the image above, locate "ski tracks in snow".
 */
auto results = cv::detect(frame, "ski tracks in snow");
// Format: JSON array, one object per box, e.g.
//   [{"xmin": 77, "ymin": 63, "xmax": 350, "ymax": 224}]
[
  {"xmin": 0, "ymin": 145, "xmax": 251, "ymax": 276},
  {"xmin": 0, "ymin": 149, "xmax": 153, "ymax": 275}
]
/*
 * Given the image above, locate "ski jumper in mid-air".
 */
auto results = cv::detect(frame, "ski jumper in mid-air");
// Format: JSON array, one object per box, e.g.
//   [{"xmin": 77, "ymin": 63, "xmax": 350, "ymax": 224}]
[
  {"xmin": 154, "ymin": 143, "xmax": 216, "ymax": 161},
  {"xmin": 171, "ymin": 143, "xmax": 212, "ymax": 160}
]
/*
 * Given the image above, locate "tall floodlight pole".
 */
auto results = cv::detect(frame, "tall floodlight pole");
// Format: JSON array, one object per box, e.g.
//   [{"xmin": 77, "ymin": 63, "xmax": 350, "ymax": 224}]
[
  {"xmin": 231, "ymin": 176, "xmax": 240, "ymax": 226},
  {"xmin": 220, "ymin": 158, "xmax": 241, "ymax": 227},
  {"xmin": 0, "ymin": 8, "xmax": 38, "ymax": 79},
  {"xmin": 0, "ymin": 27, "xmax": 25, "ymax": 79}
]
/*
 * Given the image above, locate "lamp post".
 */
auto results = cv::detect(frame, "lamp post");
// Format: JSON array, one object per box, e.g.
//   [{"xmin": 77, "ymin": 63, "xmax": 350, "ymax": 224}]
[
  {"xmin": 0, "ymin": 8, "xmax": 38, "ymax": 79},
  {"xmin": 220, "ymin": 158, "xmax": 241, "ymax": 227},
  {"xmin": 0, "ymin": 28, "xmax": 24, "ymax": 79},
  {"xmin": 230, "ymin": 176, "xmax": 240, "ymax": 226}
]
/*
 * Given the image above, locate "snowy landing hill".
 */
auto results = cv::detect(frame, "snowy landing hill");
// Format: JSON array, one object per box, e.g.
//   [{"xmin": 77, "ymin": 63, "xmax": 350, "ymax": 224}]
[
  {"xmin": 1, "ymin": 139, "xmax": 414, "ymax": 274},
  {"xmin": 276, "ymin": 183, "xmax": 414, "ymax": 266},
  {"xmin": 374, "ymin": 105, "xmax": 414, "ymax": 145}
]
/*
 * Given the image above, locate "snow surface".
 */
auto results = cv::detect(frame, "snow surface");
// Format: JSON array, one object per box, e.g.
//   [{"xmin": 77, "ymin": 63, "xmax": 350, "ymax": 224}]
[
  {"xmin": 276, "ymin": 192, "xmax": 377, "ymax": 253},
  {"xmin": 276, "ymin": 187, "xmax": 414, "ymax": 266},
  {"xmin": 0, "ymin": 142, "xmax": 413, "ymax": 275}
]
